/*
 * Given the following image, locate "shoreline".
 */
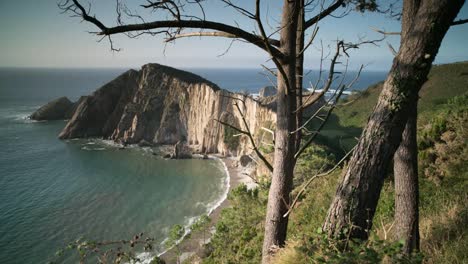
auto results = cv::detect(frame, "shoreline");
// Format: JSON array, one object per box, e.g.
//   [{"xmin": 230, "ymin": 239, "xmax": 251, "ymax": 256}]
[{"xmin": 160, "ymin": 156, "xmax": 257, "ymax": 263}]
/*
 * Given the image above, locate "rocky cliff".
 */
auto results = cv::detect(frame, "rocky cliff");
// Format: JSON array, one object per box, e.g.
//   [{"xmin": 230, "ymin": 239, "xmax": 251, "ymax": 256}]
[
  {"xmin": 30, "ymin": 97, "xmax": 73, "ymax": 120},
  {"xmin": 58, "ymin": 64, "xmax": 280, "ymax": 156}
]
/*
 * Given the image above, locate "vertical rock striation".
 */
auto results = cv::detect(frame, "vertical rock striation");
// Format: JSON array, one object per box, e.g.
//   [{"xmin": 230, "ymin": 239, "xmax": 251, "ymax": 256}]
[{"xmin": 58, "ymin": 64, "xmax": 279, "ymax": 156}]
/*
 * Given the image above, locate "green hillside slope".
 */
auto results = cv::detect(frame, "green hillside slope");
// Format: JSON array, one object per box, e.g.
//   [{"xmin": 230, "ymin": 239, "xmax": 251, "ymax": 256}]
[{"xmin": 320, "ymin": 61, "xmax": 468, "ymax": 156}]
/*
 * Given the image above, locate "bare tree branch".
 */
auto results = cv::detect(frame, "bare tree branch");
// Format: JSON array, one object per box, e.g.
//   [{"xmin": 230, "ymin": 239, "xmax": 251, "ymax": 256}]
[
  {"xmin": 370, "ymin": 26, "xmax": 401, "ymax": 35},
  {"xmin": 304, "ymin": 0, "xmax": 345, "ymax": 29},
  {"xmin": 234, "ymin": 100, "xmax": 273, "ymax": 173},
  {"xmin": 221, "ymin": 0, "xmax": 256, "ymax": 19},
  {"xmin": 295, "ymin": 40, "xmax": 344, "ymax": 113},
  {"xmin": 215, "ymin": 94, "xmax": 274, "ymax": 173},
  {"xmin": 255, "ymin": 0, "xmax": 292, "ymax": 94},
  {"xmin": 294, "ymin": 87, "xmax": 342, "ymax": 160},
  {"xmin": 59, "ymin": 0, "xmax": 284, "ymax": 58},
  {"xmin": 164, "ymin": 31, "xmax": 281, "ymax": 47},
  {"xmin": 283, "ymin": 144, "xmax": 356, "ymax": 217},
  {"xmin": 451, "ymin": 18, "xmax": 468, "ymax": 26}
]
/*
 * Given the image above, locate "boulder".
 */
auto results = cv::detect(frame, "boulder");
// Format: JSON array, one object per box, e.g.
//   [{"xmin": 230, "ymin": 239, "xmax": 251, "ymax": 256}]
[
  {"xmin": 30, "ymin": 97, "xmax": 73, "ymax": 120},
  {"xmin": 239, "ymin": 155, "xmax": 253, "ymax": 167},
  {"xmin": 171, "ymin": 141, "xmax": 192, "ymax": 159},
  {"xmin": 138, "ymin": 139, "xmax": 153, "ymax": 147}
]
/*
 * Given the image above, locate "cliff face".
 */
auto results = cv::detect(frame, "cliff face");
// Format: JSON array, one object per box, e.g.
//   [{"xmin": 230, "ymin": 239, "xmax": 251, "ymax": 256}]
[{"xmin": 59, "ymin": 64, "xmax": 277, "ymax": 156}]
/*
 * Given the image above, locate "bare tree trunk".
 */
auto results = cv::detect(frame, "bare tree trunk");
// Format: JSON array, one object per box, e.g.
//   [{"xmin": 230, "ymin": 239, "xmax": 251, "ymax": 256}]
[
  {"xmin": 262, "ymin": 1, "xmax": 299, "ymax": 263},
  {"xmin": 394, "ymin": 101, "xmax": 420, "ymax": 255},
  {"xmin": 323, "ymin": 0, "xmax": 464, "ymax": 240},
  {"xmin": 295, "ymin": 0, "xmax": 305, "ymax": 152}
]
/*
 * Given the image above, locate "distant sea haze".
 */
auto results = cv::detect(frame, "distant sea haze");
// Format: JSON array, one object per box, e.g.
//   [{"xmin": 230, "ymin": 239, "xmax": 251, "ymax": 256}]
[
  {"xmin": 0, "ymin": 67, "xmax": 386, "ymax": 263},
  {"xmin": 0, "ymin": 67, "xmax": 387, "ymax": 103}
]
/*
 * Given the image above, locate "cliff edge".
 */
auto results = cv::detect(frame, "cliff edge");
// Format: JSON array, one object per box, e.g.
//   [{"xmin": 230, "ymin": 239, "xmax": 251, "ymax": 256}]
[{"xmin": 58, "ymin": 63, "xmax": 278, "ymax": 156}]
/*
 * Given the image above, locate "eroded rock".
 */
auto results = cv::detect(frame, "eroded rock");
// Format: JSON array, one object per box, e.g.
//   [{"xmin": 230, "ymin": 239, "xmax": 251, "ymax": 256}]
[{"xmin": 30, "ymin": 97, "xmax": 73, "ymax": 120}]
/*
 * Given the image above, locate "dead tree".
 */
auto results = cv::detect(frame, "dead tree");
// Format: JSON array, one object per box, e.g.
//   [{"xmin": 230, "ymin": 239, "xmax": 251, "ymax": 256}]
[
  {"xmin": 323, "ymin": 0, "xmax": 465, "ymax": 246},
  {"xmin": 59, "ymin": 1, "xmax": 381, "ymax": 262}
]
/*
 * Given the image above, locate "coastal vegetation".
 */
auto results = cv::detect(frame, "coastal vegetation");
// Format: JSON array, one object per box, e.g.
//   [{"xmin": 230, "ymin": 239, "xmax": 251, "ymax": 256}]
[
  {"xmin": 52, "ymin": 0, "xmax": 467, "ymax": 263},
  {"xmin": 204, "ymin": 62, "xmax": 468, "ymax": 264}
]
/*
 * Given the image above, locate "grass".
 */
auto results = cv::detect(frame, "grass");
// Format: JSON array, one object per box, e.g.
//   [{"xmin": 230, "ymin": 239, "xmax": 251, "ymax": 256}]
[
  {"xmin": 318, "ymin": 61, "xmax": 468, "ymax": 157},
  {"xmin": 203, "ymin": 62, "xmax": 468, "ymax": 264}
]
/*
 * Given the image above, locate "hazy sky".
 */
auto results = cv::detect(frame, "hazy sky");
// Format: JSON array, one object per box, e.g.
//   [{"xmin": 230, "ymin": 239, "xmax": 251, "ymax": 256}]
[{"xmin": 0, "ymin": 0, "xmax": 467, "ymax": 70}]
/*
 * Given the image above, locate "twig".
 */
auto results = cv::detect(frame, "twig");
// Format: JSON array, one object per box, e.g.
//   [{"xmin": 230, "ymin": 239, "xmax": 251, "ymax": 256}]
[{"xmin": 283, "ymin": 145, "xmax": 356, "ymax": 217}]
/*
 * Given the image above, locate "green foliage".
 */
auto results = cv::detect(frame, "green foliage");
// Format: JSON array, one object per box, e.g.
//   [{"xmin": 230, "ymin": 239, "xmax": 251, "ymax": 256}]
[
  {"xmin": 257, "ymin": 121, "xmax": 275, "ymax": 154},
  {"xmin": 191, "ymin": 215, "xmax": 211, "ymax": 232},
  {"xmin": 307, "ymin": 230, "xmax": 422, "ymax": 264},
  {"xmin": 204, "ymin": 63, "xmax": 468, "ymax": 264},
  {"xmin": 224, "ymin": 125, "xmax": 240, "ymax": 150},
  {"xmin": 150, "ymin": 256, "xmax": 166, "ymax": 264},
  {"xmin": 203, "ymin": 185, "xmax": 267, "ymax": 264},
  {"xmin": 319, "ymin": 62, "xmax": 468, "ymax": 157},
  {"xmin": 274, "ymin": 229, "xmax": 423, "ymax": 264},
  {"xmin": 287, "ymin": 169, "xmax": 342, "ymax": 243},
  {"xmin": 418, "ymin": 93, "xmax": 468, "ymax": 184},
  {"xmin": 294, "ymin": 144, "xmax": 336, "ymax": 187},
  {"xmin": 165, "ymin": 224, "xmax": 184, "ymax": 249}
]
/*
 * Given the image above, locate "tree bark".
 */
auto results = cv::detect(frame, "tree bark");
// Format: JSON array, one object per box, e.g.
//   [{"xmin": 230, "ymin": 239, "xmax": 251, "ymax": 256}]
[
  {"xmin": 393, "ymin": 0, "xmax": 421, "ymax": 255},
  {"xmin": 394, "ymin": 101, "xmax": 420, "ymax": 255},
  {"xmin": 261, "ymin": 1, "xmax": 299, "ymax": 263},
  {"xmin": 323, "ymin": 0, "xmax": 465, "ymax": 240},
  {"xmin": 295, "ymin": 0, "xmax": 305, "ymax": 152}
]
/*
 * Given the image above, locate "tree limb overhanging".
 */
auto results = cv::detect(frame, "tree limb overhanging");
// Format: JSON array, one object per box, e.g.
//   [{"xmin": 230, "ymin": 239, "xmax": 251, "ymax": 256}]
[
  {"xmin": 304, "ymin": 0, "xmax": 345, "ymax": 29},
  {"xmin": 164, "ymin": 31, "xmax": 281, "ymax": 47},
  {"xmin": 451, "ymin": 18, "xmax": 468, "ymax": 26},
  {"xmin": 215, "ymin": 94, "xmax": 274, "ymax": 173},
  {"xmin": 59, "ymin": 0, "xmax": 284, "ymax": 58},
  {"xmin": 58, "ymin": 1, "xmax": 392, "ymax": 262}
]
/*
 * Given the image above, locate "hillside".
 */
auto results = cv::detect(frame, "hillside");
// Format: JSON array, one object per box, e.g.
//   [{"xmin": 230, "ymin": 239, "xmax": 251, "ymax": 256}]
[
  {"xmin": 201, "ymin": 61, "xmax": 467, "ymax": 264},
  {"xmin": 319, "ymin": 61, "xmax": 468, "ymax": 156}
]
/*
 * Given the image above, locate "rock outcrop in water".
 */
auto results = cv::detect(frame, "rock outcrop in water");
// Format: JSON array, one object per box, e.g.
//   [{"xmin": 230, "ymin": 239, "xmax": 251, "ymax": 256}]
[
  {"xmin": 30, "ymin": 97, "xmax": 74, "ymax": 120},
  {"xmin": 57, "ymin": 64, "xmax": 282, "ymax": 156},
  {"xmin": 50, "ymin": 63, "xmax": 324, "ymax": 157},
  {"xmin": 30, "ymin": 96, "xmax": 88, "ymax": 121}
]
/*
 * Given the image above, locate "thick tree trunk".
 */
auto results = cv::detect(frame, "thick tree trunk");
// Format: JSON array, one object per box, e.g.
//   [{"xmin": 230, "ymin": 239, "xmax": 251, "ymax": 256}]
[
  {"xmin": 323, "ymin": 0, "xmax": 464, "ymax": 240},
  {"xmin": 394, "ymin": 102, "xmax": 420, "ymax": 255},
  {"xmin": 261, "ymin": 1, "xmax": 299, "ymax": 263},
  {"xmin": 394, "ymin": 0, "xmax": 420, "ymax": 255}
]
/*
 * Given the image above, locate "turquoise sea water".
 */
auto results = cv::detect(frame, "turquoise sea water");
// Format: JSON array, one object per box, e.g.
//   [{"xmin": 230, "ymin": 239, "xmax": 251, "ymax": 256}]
[
  {"xmin": 0, "ymin": 69, "xmax": 231, "ymax": 263},
  {"xmin": 0, "ymin": 68, "xmax": 386, "ymax": 263}
]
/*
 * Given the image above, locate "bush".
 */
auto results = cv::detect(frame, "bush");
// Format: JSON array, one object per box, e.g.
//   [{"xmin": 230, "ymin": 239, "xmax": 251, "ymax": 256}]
[
  {"xmin": 224, "ymin": 125, "xmax": 240, "ymax": 151},
  {"xmin": 203, "ymin": 185, "xmax": 267, "ymax": 264},
  {"xmin": 294, "ymin": 144, "xmax": 335, "ymax": 187}
]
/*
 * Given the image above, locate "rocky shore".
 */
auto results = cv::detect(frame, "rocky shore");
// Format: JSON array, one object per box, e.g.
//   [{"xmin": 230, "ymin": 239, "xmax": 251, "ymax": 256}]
[{"xmin": 29, "ymin": 63, "xmax": 325, "ymax": 263}]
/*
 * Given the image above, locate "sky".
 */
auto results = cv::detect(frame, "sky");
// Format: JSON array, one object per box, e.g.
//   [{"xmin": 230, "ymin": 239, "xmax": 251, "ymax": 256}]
[{"xmin": 0, "ymin": 0, "xmax": 467, "ymax": 71}]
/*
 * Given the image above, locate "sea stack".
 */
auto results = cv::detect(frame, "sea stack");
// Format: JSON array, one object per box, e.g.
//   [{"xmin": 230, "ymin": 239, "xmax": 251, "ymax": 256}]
[{"xmin": 30, "ymin": 96, "xmax": 74, "ymax": 120}]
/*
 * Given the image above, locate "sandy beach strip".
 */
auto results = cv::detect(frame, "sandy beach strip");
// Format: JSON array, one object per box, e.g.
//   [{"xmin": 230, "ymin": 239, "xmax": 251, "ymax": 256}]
[{"xmin": 160, "ymin": 156, "xmax": 257, "ymax": 263}]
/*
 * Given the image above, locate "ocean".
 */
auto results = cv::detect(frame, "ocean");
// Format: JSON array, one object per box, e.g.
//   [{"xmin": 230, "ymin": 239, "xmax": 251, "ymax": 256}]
[{"xmin": 0, "ymin": 67, "xmax": 386, "ymax": 263}]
